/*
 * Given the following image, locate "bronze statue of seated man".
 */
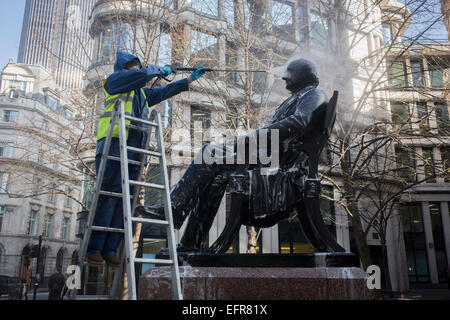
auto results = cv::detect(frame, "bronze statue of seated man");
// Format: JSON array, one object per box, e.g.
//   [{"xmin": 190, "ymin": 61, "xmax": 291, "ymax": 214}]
[{"xmin": 136, "ymin": 58, "xmax": 344, "ymax": 253}]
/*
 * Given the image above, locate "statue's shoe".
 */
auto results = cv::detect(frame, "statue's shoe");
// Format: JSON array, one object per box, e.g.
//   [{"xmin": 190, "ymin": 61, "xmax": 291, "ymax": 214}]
[{"xmin": 135, "ymin": 204, "xmax": 184, "ymax": 229}]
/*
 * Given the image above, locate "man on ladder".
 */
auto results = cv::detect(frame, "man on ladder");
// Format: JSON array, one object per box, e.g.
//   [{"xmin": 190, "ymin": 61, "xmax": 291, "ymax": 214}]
[{"xmin": 86, "ymin": 51, "xmax": 206, "ymax": 267}]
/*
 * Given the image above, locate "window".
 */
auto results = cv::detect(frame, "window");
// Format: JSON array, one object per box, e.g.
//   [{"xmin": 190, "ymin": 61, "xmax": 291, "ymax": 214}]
[
  {"xmin": 28, "ymin": 210, "xmax": 38, "ymax": 236},
  {"xmin": 49, "ymin": 184, "xmax": 56, "ymax": 203},
  {"xmin": 388, "ymin": 60, "xmax": 407, "ymax": 88},
  {"xmin": 190, "ymin": 30, "xmax": 218, "ymax": 57},
  {"xmin": 45, "ymin": 95, "xmax": 59, "ymax": 111},
  {"xmin": 44, "ymin": 214, "xmax": 53, "ymax": 238},
  {"xmin": 395, "ymin": 146, "xmax": 416, "ymax": 182},
  {"xmin": 42, "ymin": 119, "xmax": 48, "ymax": 132},
  {"xmin": 440, "ymin": 147, "xmax": 450, "ymax": 182},
  {"xmin": 61, "ymin": 217, "xmax": 70, "ymax": 240},
  {"xmin": 270, "ymin": 1, "xmax": 295, "ymax": 42},
  {"xmin": 224, "ymin": 0, "xmax": 235, "ymax": 28},
  {"xmin": 160, "ymin": 100, "xmax": 172, "ymax": 130},
  {"xmin": 65, "ymin": 111, "xmax": 72, "ymax": 119},
  {"xmin": 0, "ymin": 206, "xmax": 4, "ymax": 232},
  {"xmin": 428, "ymin": 62, "xmax": 444, "ymax": 89},
  {"xmin": 410, "ymin": 60, "xmax": 424, "ymax": 87},
  {"xmin": 0, "ymin": 142, "xmax": 15, "ymax": 158},
  {"xmin": 33, "ymin": 177, "xmax": 41, "ymax": 199},
  {"xmin": 8, "ymin": 80, "xmax": 27, "ymax": 93},
  {"xmin": 191, "ymin": 0, "xmax": 218, "ymax": 16},
  {"xmin": 278, "ymin": 216, "xmax": 315, "ymax": 254},
  {"xmin": 0, "ymin": 172, "xmax": 9, "ymax": 193},
  {"xmin": 401, "ymin": 203, "xmax": 429, "ymax": 283},
  {"xmin": 140, "ymin": 238, "xmax": 168, "ymax": 274},
  {"xmin": 381, "ymin": 23, "xmax": 392, "ymax": 44},
  {"xmin": 96, "ymin": 23, "xmax": 134, "ymax": 63},
  {"xmin": 271, "ymin": 1, "xmax": 293, "ymax": 26},
  {"xmin": 191, "ymin": 105, "xmax": 211, "ymax": 149},
  {"xmin": 391, "ymin": 102, "xmax": 411, "ymax": 132},
  {"xmin": 310, "ymin": 11, "xmax": 329, "ymax": 48},
  {"xmin": 3, "ymin": 110, "xmax": 19, "ymax": 123},
  {"xmin": 38, "ymin": 148, "xmax": 44, "ymax": 164},
  {"xmin": 9, "ymin": 90, "xmax": 19, "ymax": 99},
  {"xmin": 65, "ymin": 187, "xmax": 72, "ymax": 208},
  {"xmin": 435, "ymin": 105, "xmax": 449, "ymax": 136},
  {"xmin": 158, "ymin": 33, "xmax": 172, "ymax": 66},
  {"xmin": 422, "ymin": 147, "xmax": 436, "ymax": 183},
  {"xmin": 416, "ymin": 104, "xmax": 429, "ymax": 133},
  {"xmin": 428, "ymin": 203, "xmax": 448, "ymax": 283},
  {"xmin": 81, "ymin": 166, "xmax": 95, "ymax": 210}
]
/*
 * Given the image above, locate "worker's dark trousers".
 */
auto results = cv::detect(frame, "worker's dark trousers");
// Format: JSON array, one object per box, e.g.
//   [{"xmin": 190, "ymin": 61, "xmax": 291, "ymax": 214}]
[{"xmin": 87, "ymin": 138, "xmax": 140, "ymax": 257}]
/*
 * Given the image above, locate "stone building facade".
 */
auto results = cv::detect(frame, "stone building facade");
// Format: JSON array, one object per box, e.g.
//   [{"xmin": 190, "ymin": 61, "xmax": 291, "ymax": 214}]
[{"xmin": 0, "ymin": 62, "xmax": 82, "ymax": 286}]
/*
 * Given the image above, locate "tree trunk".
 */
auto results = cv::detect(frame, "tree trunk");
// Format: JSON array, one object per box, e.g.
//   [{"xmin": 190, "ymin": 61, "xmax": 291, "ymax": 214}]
[
  {"xmin": 341, "ymin": 166, "xmax": 373, "ymax": 270},
  {"xmin": 380, "ymin": 240, "xmax": 392, "ymax": 291}
]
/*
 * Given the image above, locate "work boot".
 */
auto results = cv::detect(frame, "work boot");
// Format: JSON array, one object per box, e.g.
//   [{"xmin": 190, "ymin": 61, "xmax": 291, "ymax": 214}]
[
  {"xmin": 104, "ymin": 255, "xmax": 122, "ymax": 268},
  {"xmin": 135, "ymin": 204, "xmax": 184, "ymax": 229},
  {"xmin": 86, "ymin": 253, "xmax": 104, "ymax": 266}
]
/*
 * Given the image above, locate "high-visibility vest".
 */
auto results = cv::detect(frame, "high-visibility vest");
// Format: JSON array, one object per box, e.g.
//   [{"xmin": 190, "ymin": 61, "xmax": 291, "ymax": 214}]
[{"xmin": 97, "ymin": 85, "xmax": 149, "ymax": 141}]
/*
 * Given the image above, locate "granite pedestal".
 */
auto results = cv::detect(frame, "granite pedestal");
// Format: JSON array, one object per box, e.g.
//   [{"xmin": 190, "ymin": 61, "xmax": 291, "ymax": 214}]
[{"xmin": 138, "ymin": 253, "xmax": 374, "ymax": 300}]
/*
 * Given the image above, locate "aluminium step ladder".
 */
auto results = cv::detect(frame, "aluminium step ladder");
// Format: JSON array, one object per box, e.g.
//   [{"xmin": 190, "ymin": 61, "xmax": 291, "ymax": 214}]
[{"xmin": 70, "ymin": 99, "xmax": 183, "ymax": 300}]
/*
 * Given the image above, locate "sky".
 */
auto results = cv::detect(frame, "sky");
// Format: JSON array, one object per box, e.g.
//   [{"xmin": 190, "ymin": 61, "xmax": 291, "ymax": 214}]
[{"xmin": 0, "ymin": 0, "xmax": 26, "ymax": 69}]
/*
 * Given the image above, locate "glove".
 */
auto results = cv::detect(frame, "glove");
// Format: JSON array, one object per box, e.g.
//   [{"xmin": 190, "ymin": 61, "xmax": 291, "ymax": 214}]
[
  {"xmin": 190, "ymin": 66, "xmax": 207, "ymax": 81},
  {"xmin": 162, "ymin": 65, "xmax": 172, "ymax": 77}
]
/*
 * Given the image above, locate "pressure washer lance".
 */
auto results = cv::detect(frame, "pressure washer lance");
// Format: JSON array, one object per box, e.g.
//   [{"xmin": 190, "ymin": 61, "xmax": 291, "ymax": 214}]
[
  {"xmin": 171, "ymin": 66, "xmax": 267, "ymax": 74},
  {"xmin": 159, "ymin": 66, "xmax": 266, "ymax": 83}
]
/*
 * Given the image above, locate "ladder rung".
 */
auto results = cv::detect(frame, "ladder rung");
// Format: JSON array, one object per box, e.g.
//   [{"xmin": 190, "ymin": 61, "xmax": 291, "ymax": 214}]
[
  {"xmin": 127, "ymin": 146, "xmax": 162, "ymax": 157},
  {"xmin": 99, "ymin": 191, "xmax": 134, "ymax": 199},
  {"xmin": 124, "ymin": 115, "xmax": 158, "ymax": 127},
  {"xmin": 131, "ymin": 217, "xmax": 169, "ymax": 226},
  {"xmin": 91, "ymin": 226, "xmax": 125, "ymax": 233},
  {"xmin": 129, "ymin": 180, "xmax": 165, "ymax": 190},
  {"xmin": 106, "ymin": 155, "xmax": 142, "ymax": 166},
  {"xmin": 134, "ymin": 258, "xmax": 173, "ymax": 265},
  {"xmin": 126, "ymin": 123, "xmax": 147, "ymax": 132}
]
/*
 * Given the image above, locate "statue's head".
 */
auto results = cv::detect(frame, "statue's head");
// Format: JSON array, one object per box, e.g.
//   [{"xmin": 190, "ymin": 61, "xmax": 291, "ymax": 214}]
[{"xmin": 282, "ymin": 59, "xmax": 319, "ymax": 93}]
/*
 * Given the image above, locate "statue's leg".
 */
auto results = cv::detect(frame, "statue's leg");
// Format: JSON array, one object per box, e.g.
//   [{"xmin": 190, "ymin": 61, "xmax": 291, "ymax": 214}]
[
  {"xmin": 300, "ymin": 199, "xmax": 345, "ymax": 252},
  {"xmin": 208, "ymin": 193, "xmax": 244, "ymax": 254},
  {"xmin": 297, "ymin": 201, "xmax": 329, "ymax": 252},
  {"xmin": 178, "ymin": 179, "xmax": 228, "ymax": 252},
  {"xmin": 138, "ymin": 144, "xmax": 224, "ymax": 229}
]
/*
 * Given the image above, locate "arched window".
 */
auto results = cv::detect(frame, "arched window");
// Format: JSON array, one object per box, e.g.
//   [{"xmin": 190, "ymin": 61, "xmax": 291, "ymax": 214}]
[
  {"xmin": 71, "ymin": 250, "xmax": 78, "ymax": 265},
  {"xmin": 56, "ymin": 249, "xmax": 65, "ymax": 272}
]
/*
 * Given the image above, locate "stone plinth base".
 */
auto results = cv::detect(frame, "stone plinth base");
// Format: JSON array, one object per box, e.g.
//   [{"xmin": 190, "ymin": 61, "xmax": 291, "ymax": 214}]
[{"xmin": 138, "ymin": 266, "xmax": 374, "ymax": 300}]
